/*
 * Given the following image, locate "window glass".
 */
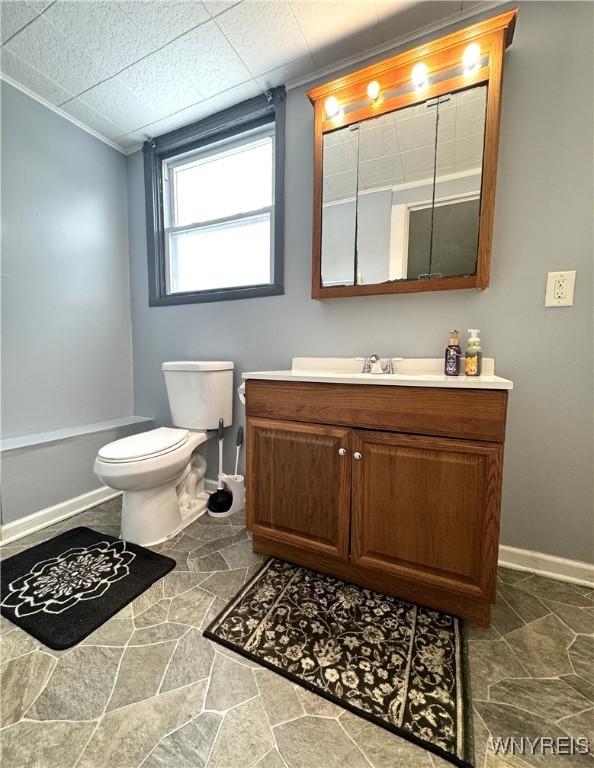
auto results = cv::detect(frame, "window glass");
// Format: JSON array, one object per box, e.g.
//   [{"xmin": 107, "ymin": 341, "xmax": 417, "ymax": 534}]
[
  {"xmin": 167, "ymin": 213, "xmax": 271, "ymax": 294},
  {"xmin": 172, "ymin": 136, "xmax": 273, "ymax": 227}
]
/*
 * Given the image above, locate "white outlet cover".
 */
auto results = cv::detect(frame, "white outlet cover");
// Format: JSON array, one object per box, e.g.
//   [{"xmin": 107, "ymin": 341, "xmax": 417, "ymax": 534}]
[{"xmin": 545, "ymin": 270, "xmax": 576, "ymax": 307}]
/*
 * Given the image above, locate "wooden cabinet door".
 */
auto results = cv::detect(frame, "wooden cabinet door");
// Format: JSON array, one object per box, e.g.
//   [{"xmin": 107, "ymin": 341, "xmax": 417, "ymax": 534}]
[
  {"xmin": 246, "ymin": 417, "xmax": 351, "ymax": 559},
  {"xmin": 351, "ymin": 430, "xmax": 502, "ymax": 601}
]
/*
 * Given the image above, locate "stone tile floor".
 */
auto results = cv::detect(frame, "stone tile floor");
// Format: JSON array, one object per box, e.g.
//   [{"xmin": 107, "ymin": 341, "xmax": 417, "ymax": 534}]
[{"xmin": 0, "ymin": 497, "xmax": 593, "ymax": 768}]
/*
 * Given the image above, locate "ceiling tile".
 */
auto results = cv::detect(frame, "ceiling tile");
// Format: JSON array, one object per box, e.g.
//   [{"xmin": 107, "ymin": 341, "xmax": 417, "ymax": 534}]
[
  {"xmin": 159, "ymin": 20, "xmax": 251, "ymax": 99},
  {"xmin": 61, "ymin": 98, "xmax": 128, "ymax": 140},
  {"xmin": 0, "ymin": 47, "xmax": 74, "ymax": 105},
  {"xmin": 396, "ymin": 110, "xmax": 437, "ymax": 152},
  {"xmin": 400, "ymin": 145, "xmax": 435, "ymax": 178},
  {"xmin": 324, "ymin": 169, "xmax": 357, "ymax": 199},
  {"xmin": 77, "ymin": 77, "xmax": 161, "ymax": 133},
  {"xmin": 436, "ymin": 103, "xmax": 455, "ymax": 143},
  {"xmin": 43, "ymin": 0, "xmax": 157, "ymax": 80},
  {"xmin": 203, "ymin": 1, "xmax": 242, "ymax": 17},
  {"xmin": 291, "ymin": 1, "xmax": 382, "ymax": 68},
  {"xmin": 359, "ymin": 154, "xmax": 404, "ymax": 187},
  {"xmin": 1, "ymin": 0, "xmax": 48, "ymax": 44},
  {"xmin": 324, "ymin": 138, "xmax": 358, "ymax": 174},
  {"xmin": 136, "ymin": 80, "xmax": 262, "ymax": 139},
  {"xmin": 374, "ymin": 0, "xmax": 415, "ymax": 22},
  {"xmin": 324, "ymin": 127, "xmax": 354, "ymax": 147},
  {"xmin": 455, "ymin": 98, "xmax": 486, "ymax": 139},
  {"xmin": 454, "ymin": 134, "xmax": 484, "ymax": 168},
  {"xmin": 116, "ymin": 1, "xmax": 211, "ymax": 50},
  {"xmin": 216, "ymin": 1, "xmax": 309, "ymax": 76},
  {"xmin": 255, "ymin": 54, "xmax": 316, "ymax": 90},
  {"xmin": 435, "ymin": 138, "xmax": 455, "ymax": 172},
  {"xmin": 117, "ymin": 46, "xmax": 203, "ymax": 117},
  {"xmin": 358, "ymin": 122, "xmax": 400, "ymax": 162},
  {"xmin": 4, "ymin": 14, "xmax": 108, "ymax": 95}
]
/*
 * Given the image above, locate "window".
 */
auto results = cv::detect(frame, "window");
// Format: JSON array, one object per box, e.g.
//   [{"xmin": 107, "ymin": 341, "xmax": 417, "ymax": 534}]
[{"xmin": 144, "ymin": 88, "xmax": 285, "ymax": 305}]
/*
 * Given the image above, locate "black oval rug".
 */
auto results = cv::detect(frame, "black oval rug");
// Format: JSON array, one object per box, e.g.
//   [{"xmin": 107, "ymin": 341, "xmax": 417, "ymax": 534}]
[
  {"xmin": 204, "ymin": 558, "xmax": 474, "ymax": 768},
  {"xmin": 0, "ymin": 526, "xmax": 175, "ymax": 649}
]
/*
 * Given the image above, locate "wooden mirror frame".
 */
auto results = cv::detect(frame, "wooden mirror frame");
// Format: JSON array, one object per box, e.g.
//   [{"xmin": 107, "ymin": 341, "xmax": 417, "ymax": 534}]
[{"xmin": 307, "ymin": 9, "xmax": 517, "ymax": 299}]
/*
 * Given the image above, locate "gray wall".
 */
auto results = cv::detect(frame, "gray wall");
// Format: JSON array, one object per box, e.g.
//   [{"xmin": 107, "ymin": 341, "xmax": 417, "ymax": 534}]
[
  {"xmin": 126, "ymin": 2, "xmax": 593, "ymax": 564},
  {"xmin": 1, "ymin": 81, "xmax": 133, "ymax": 438},
  {"xmin": 1, "ymin": 425, "xmax": 149, "ymax": 525},
  {"xmin": 1, "ymin": 82, "xmax": 135, "ymax": 523}
]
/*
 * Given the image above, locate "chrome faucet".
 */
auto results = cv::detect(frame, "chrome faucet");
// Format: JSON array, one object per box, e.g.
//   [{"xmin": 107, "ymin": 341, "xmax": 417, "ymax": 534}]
[
  {"xmin": 360, "ymin": 355, "xmax": 402, "ymax": 374},
  {"xmin": 361, "ymin": 354, "xmax": 381, "ymax": 374}
]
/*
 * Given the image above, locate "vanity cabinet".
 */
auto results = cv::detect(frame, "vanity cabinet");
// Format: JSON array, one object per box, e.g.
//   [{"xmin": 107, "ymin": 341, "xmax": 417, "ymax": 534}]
[
  {"xmin": 247, "ymin": 418, "xmax": 351, "ymax": 560},
  {"xmin": 246, "ymin": 379, "xmax": 508, "ymax": 625}
]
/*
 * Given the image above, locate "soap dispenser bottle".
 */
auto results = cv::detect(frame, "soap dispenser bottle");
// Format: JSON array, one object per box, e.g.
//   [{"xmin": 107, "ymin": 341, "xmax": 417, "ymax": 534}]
[
  {"xmin": 444, "ymin": 330, "xmax": 461, "ymax": 376},
  {"xmin": 464, "ymin": 329, "xmax": 483, "ymax": 377}
]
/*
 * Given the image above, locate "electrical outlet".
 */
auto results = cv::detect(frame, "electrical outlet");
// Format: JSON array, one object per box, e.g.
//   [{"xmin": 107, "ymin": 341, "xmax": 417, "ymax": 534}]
[{"xmin": 545, "ymin": 270, "xmax": 576, "ymax": 307}]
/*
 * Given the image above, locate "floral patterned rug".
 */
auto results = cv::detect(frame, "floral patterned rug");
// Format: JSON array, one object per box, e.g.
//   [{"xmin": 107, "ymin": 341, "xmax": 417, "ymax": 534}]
[
  {"xmin": 205, "ymin": 558, "xmax": 473, "ymax": 768},
  {"xmin": 0, "ymin": 526, "xmax": 175, "ymax": 649}
]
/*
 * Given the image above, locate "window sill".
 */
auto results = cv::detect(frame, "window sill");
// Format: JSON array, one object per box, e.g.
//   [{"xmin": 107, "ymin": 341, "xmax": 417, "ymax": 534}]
[{"xmin": 149, "ymin": 283, "xmax": 284, "ymax": 306}]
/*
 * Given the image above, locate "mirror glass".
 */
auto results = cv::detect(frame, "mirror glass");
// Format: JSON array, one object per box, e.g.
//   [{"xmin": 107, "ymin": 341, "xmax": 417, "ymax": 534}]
[{"xmin": 321, "ymin": 84, "xmax": 487, "ymax": 287}]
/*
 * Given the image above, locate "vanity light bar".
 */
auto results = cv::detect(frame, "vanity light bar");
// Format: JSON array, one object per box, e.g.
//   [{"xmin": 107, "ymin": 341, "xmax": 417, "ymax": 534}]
[
  {"xmin": 324, "ymin": 95, "xmax": 340, "ymax": 119},
  {"xmin": 463, "ymin": 43, "xmax": 481, "ymax": 73},
  {"xmin": 412, "ymin": 44, "xmax": 482, "ymax": 90},
  {"xmin": 411, "ymin": 62, "xmax": 429, "ymax": 90},
  {"xmin": 325, "ymin": 39, "xmax": 486, "ymax": 122},
  {"xmin": 367, "ymin": 80, "xmax": 381, "ymax": 101}
]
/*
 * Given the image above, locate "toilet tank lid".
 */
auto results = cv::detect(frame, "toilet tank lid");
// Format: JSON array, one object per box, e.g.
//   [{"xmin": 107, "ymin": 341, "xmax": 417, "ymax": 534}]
[{"xmin": 162, "ymin": 361, "xmax": 234, "ymax": 372}]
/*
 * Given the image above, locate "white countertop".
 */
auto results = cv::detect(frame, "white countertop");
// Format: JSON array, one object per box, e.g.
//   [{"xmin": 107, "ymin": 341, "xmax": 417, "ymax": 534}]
[{"xmin": 242, "ymin": 357, "xmax": 513, "ymax": 390}]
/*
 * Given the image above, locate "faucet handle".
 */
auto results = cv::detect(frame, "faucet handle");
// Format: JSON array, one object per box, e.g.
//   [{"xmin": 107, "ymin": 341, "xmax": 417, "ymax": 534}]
[
  {"xmin": 360, "ymin": 354, "xmax": 380, "ymax": 373},
  {"xmin": 381, "ymin": 357, "xmax": 403, "ymax": 374}
]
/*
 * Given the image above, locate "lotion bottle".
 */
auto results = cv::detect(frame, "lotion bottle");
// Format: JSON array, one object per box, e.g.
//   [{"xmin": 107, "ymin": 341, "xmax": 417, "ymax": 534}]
[
  {"xmin": 444, "ymin": 330, "xmax": 461, "ymax": 376},
  {"xmin": 464, "ymin": 329, "xmax": 483, "ymax": 377}
]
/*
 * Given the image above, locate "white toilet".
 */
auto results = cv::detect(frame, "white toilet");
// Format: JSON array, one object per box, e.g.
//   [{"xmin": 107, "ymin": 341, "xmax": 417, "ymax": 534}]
[{"xmin": 94, "ymin": 361, "xmax": 233, "ymax": 546}]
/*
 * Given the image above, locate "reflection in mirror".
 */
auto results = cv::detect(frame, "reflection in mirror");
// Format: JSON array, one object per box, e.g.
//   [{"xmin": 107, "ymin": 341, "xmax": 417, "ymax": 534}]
[
  {"xmin": 321, "ymin": 127, "xmax": 359, "ymax": 286},
  {"xmin": 320, "ymin": 84, "xmax": 487, "ymax": 288},
  {"xmin": 429, "ymin": 86, "xmax": 487, "ymax": 278}
]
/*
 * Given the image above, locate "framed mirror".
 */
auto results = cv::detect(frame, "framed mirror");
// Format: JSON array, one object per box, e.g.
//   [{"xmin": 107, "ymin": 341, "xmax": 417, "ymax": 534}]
[{"xmin": 308, "ymin": 10, "xmax": 517, "ymax": 299}]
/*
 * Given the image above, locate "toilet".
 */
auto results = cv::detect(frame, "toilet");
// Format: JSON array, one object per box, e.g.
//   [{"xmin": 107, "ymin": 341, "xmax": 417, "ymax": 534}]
[{"xmin": 94, "ymin": 361, "xmax": 233, "ymax": 546}]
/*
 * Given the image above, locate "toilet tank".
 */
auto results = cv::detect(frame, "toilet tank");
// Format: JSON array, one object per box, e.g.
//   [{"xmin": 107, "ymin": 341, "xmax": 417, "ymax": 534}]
[{"xmin": 162, "ymin": 361, "xmax": 234, "ymax": 430}]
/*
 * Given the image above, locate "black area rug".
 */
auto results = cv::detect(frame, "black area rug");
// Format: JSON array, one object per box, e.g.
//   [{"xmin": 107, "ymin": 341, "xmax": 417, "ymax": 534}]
[
  {"xmin": 205, "ymin": 558, "xmax": 473, "ymax": 768},
  {"xmin": 0, "ymin": 526, "xmax": 175, "ymax": 650}
]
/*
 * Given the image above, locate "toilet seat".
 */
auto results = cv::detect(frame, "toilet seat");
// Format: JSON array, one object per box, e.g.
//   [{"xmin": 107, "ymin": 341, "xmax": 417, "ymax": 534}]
[{"xmin": 97, "ymin": 427, "xmax": 189, "ymax": 463}]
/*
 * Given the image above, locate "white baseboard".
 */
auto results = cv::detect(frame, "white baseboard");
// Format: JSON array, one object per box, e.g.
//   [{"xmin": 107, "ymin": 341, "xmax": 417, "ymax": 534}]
[
  {"xmin": 2, "ymin": 484, "xmax": 591, "ymax": 590},
  {"xmin": 499, "ymin": 544, "xmax": 594, "ymax": 589},
  {"xmin": 0, "ymin": 487, "xmax": 121, "ymax": 546}
]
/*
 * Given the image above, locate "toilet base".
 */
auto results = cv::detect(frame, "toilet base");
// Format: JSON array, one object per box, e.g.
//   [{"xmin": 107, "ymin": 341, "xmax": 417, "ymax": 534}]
[
  {"xmin": 121, "ymin": 485, "xmax": 177, "ymax": 546},
  {"xmin": 120, "ymin": 487, "xmax": 209, "ymax": 547},
  {"xmin": 120, "ymin": 453, "xmax": 209, "ymax": 547}
]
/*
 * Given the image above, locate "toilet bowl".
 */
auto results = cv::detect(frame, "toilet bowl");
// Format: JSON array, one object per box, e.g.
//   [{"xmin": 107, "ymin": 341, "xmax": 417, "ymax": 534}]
[{"xmin": 95, "ymin": 361, "xmax": 233, "ymax": 546}]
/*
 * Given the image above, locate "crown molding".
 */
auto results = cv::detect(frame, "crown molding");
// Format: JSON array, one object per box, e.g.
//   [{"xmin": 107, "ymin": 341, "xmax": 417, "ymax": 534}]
[{"xmin": 1, "ymin": 74, "xmax": 126, "ymax": 154}]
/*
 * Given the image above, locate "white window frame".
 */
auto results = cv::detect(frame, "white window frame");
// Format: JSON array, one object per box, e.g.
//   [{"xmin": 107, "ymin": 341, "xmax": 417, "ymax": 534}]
[{"xmin": 161, "ymin": 125, "xmax": 276, "ymax": 297}]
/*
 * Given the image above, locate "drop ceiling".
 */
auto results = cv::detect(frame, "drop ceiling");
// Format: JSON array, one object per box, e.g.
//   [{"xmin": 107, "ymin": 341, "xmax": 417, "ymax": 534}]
[{"xmin": 0, "ymin": 0, "xmax": 488, "ymax": 154}]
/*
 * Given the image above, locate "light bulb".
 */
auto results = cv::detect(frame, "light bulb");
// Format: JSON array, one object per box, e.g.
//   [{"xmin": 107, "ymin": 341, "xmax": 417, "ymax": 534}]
[
  {"xmin": 324, "ymin": 96, "xmax": 340, "ymax": 119},
  {"xmin": 412, "ymin": 62, "xmax": 428, "ymax": 90},
  {"xmin": 367, "ymin": 80, "xmax": 380, "ymax": 101},
  {"xmin": 463, "ymin": 43, "xmax": 481, "ymax": 73}
]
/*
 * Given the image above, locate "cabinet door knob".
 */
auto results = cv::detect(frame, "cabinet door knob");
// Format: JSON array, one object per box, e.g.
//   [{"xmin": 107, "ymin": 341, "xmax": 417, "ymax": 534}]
[
  {"xmin": 338, "ymin": 448, "xmax": 346, "ymax": 456},
  {"xmin": 353, "ymin": 451, "xmax": 362, "ymax": 460}
]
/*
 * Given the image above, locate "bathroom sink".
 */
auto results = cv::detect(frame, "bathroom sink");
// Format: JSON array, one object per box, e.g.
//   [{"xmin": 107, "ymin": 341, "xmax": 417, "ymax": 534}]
[{"xmin": 243, "ymin": 357, "xmax": 513, "ymax": 390}]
